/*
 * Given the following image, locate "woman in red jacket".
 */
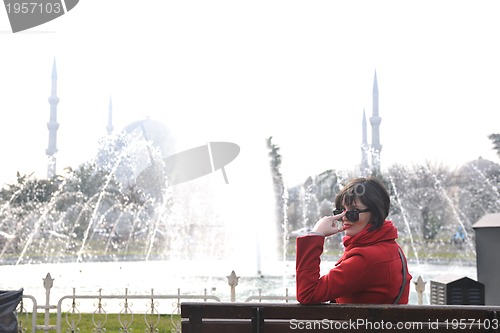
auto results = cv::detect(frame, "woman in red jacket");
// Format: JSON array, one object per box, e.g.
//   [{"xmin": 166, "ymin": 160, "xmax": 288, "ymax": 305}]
[{"xmin": 296, "ymin": 177, "xmax": 412, "ymax": 304}]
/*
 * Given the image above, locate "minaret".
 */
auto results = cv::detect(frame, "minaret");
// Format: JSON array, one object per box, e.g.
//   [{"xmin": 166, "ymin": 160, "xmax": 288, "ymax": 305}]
[
  {"xmin": 360, "ymin": 109, "xmax": 370, "ymax": 176},
  {"xmin": 106, "ymin": 96, "xmax": 114, "ymax": 135},
  {"xmin": 370, "ymin": 70, "xmax": 382, "ymax": 173},
  {"xmin": 46, "ymin": 58, "xmax": 60, "ymax": 178}
]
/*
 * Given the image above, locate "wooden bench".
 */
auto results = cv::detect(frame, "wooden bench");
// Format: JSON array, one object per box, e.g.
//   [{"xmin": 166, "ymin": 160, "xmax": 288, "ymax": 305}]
[{"xmin": 181, "ymin": 302, "xmax": 500, "ymax": 332}]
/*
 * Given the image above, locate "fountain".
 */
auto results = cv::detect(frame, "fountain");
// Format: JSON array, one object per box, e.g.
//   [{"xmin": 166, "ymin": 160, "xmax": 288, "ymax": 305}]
[
  {"xmin": 380, "ymin": 162, "xmax": 496, "ymax": 264},
  {"xmin": 0, "ymin": 118, "xmax": 279, "ymax": 274},
  {"xmin": 0, "ymin": 118, "xmax": 295, "ymax": 311}
]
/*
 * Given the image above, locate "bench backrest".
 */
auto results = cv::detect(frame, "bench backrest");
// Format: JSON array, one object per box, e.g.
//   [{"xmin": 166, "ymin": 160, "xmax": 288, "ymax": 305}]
[{"xmin": 181, "ymin": 302, "xmax": 500, "ymax": 333}]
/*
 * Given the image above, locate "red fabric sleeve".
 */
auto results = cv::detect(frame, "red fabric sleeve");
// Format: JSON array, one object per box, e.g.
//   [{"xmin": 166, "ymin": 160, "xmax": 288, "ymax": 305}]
[
  {"xmin": 296, "ymin": 235, "xmax": 374, "ymax": 304},
  {"xmin": 296, "ymin": 235, "xmax": 325, "ymax": 304}
]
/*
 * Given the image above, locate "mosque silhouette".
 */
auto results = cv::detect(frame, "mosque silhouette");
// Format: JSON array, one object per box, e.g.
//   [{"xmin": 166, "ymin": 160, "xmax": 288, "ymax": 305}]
[
  {"xmin": 46, "ymin": 59, "xmax": 241, "ymax": 188},
  {"xmin": 45, "ymin": 60, "xmax": 381, "ymax": 184}
]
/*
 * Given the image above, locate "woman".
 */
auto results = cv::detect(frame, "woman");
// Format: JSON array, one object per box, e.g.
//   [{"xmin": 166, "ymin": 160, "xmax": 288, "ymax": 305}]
[{"xmin": 296, "ymin": 177, "xmax": 412, "ymax": 304}]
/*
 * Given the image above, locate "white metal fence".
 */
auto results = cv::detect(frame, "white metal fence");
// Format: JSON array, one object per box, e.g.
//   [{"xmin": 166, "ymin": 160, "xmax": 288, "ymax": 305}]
[
  {"xmin": 13, "ymin": 271, "xmax": 426, "ymax": 333},
  {"xmin": 14, "ymin": 271, "xmax": 296, "ymax": 333}
]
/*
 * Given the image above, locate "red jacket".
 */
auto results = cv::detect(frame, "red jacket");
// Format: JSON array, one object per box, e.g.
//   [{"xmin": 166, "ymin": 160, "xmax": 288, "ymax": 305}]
[{"xmin": 296, "ymin": 220, "xmax": 412, "ymax": 304}]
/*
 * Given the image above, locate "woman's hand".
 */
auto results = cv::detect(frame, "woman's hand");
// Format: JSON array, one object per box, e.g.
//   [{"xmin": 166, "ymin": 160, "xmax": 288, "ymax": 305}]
[{"xmin": 311, "ymin": 211, "xmax": 346, "ymax": 237}]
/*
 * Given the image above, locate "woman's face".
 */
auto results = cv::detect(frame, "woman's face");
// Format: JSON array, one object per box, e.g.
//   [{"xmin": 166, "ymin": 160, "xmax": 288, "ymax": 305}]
[{"xmin": 341, "ymin": 198, "xmax": 371, "ymax": 237}]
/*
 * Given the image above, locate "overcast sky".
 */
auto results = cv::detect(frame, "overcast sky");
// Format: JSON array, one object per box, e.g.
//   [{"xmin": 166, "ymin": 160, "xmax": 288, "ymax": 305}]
[{"xmin": 1, "ymin": 0, "xmax": 500, "ymax": 188}]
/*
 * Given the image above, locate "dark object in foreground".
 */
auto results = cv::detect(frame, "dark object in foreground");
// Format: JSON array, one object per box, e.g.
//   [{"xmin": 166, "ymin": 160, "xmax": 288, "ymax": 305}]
[
  {"xmin": 0, "ymin": 289, "xmax": 23, "ymax": 333},
  {"xmin": 181, "ymin": 301, "xmax": 499, "ymax": 333}
]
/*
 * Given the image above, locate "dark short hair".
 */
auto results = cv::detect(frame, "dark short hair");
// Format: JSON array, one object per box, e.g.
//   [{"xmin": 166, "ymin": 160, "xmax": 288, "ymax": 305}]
[{"xmin": 334, "ymin": 177, "xmax": 390, "ymax": 231}]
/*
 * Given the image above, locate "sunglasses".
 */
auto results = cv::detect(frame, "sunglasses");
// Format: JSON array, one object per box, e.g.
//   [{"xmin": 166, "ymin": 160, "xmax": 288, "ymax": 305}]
[{"xmin": 332, "ymin": 208, "xmax": 370, "ymax": 222}]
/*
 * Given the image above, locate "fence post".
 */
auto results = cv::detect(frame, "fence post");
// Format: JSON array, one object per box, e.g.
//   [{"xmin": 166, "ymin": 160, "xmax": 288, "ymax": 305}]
[
  {"xmin": 227, "ymin": 271, "xmax": 239, "ymax": 302},
  {"xmin": 414, "ymin": 275, "xmax": 426, "ymax": 305},
  {"xmin": 37, "ymin": 273, "xmax": 56, "ymax": 333}
]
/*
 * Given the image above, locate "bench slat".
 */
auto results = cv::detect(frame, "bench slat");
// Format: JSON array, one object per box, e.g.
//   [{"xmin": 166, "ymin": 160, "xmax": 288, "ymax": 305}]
[
  {"xmin": 181, "ymin": 302, "xmax": 498, "ymax": 320},
  {"xmin": 181, "ymin": 302, "xmax": 500, "ymax": 333}
]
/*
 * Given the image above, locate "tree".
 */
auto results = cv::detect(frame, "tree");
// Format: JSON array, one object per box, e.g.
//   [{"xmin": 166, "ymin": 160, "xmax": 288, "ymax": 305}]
[
  {"xmin": 488, "ymin": 133, "xmax": 500, "ymax": 158},
  {"xmin": 266, "ymin": 136, "xmax": 287, "ymax": 254},
  {"xmin": 0, "ymin": 172, "xmax": 62, "ymax": 207}
]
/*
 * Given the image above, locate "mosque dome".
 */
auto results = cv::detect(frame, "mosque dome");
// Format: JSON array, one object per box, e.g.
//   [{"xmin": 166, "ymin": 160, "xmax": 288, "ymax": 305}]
[
  {"xmin": 96, "ymin": 118, "xmax": 176, "ymax": 194},
  {"xmin": 122, "ymin": 118, "xmax": 176, "ymax": 159}
]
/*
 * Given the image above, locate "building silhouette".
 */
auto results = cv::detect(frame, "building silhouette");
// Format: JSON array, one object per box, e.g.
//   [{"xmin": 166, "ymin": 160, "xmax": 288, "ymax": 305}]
[
  {"xmin": 45, "ymin": 60, "xmax": 115, "ymax": 179},
  {"xmin": 44, "ymin": 60, "xmax": 175, "ymax": 193},
  {"xmin": 360, "ymin": 71, "xmax": 382, "ymax": 176},
  {"xmin": 46, "ymin": 61, "xmax": 382, "ymax": 180},
  {"xmin": 46, "ymin": 59, "xmax": 60, "ymax": 178}
]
